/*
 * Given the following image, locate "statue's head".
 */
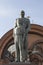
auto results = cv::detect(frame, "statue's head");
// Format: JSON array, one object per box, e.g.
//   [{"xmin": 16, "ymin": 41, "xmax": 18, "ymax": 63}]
[{"xmin": 20, "ymin": 10, "xmax": 25, "ymax": 18}]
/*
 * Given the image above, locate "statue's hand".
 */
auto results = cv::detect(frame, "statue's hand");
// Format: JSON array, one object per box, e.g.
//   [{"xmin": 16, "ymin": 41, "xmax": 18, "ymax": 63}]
[{"xmin": 14, "ymin": 26, "xmax": 25, "ymax": 34}]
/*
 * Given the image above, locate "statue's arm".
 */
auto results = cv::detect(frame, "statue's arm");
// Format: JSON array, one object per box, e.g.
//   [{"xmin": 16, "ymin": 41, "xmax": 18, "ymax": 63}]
[
  {"xmin": 13, "ymin": 19, "xmax": 17, "ymax": 37},
  {"xmin": 14, "ymin": 19, "xmax": 17, "ymax": 28},
  {"xmin": 26, "ymin": 19, "xmax": 30, "ymax": 34},
  {"xmin": 23, "ymin": 19, "xmax": 30, "ymax": 41}
]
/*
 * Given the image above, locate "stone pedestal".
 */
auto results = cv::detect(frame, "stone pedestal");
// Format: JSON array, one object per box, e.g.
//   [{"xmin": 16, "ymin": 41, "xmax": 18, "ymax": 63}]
[{"xmin": 0, "ymin": 62, "xmax": 31, "ymax": 65}]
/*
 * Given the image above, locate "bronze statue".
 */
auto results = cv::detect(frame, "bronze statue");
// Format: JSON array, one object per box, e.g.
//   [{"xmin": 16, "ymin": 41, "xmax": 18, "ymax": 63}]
[{"xmin": 14, "ymin": 10, "xmax": 30, "ymax": 62}]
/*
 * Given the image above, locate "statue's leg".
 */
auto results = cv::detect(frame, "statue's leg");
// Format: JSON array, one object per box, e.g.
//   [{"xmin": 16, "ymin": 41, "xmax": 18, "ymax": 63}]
[
  {"xmin": 19, "ymin": 35, "xmax": 25, "ymax": 62},
  {"xmin": 24, "ymin": 35, "xmax": 28, "ymax": 61},
  {"xmin": 15, "ymin": 35, "xmax": 20, "ymax": 62},
  {"xmin": 19, "ymin": 35, "xmax": 22, "ymax": 62}
]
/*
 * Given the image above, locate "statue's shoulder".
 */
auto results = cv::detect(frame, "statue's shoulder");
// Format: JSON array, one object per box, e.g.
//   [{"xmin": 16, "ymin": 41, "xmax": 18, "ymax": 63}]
[
  {"xmin": 16, "ymin": 18, "xmax": 30, "ymax": 22},
  {"xmin": 24, "ymin": 18, "xmax": 30, "ymax": 22},
  {"xmin": 16, "ymin": 18, "xmax": 21, "ymax": 22},
  {"xmin": 16, "ymin": 18, "xmax": 21, "ymax": 20}
]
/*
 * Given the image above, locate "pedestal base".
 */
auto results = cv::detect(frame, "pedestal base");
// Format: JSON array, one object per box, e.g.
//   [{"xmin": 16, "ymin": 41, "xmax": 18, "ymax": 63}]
[{"xmin": 1, "ymin": 62, "xmax": 31, "ymax": 65}]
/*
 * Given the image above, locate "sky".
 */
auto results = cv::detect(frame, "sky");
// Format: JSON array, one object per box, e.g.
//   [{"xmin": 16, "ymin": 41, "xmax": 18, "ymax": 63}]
[{"xmin": 0, "ymin": 0, "xmax": 43, "ymax": 38}]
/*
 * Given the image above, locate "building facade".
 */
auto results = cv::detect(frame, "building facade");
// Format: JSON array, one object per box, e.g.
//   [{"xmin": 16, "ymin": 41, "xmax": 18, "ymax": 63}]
[{"xmin": 0, "ymin": 24, "xmax": 43, "ymax": 65}]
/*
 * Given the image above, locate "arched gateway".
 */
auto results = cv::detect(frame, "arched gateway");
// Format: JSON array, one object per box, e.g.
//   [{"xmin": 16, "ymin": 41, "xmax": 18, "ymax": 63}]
[{"xmin": 0, "ymin": 24, "xmax": 43, "ymax": 65}]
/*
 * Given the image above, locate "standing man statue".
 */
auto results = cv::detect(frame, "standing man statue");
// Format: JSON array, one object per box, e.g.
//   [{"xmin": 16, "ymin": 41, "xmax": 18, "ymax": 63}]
[{"xmin": 14, "ymin": 10, "xmax": 30, "ymax": 62}]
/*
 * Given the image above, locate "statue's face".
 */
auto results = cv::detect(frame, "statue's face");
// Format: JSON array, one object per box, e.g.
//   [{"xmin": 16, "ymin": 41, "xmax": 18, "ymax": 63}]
[
  {"xmin": 21, "ymin": 11, "xmax": 25, "ymax": 18},
  {"xmin": 21, "ymin": 13, "xmax": 24, "ymax": 18}
]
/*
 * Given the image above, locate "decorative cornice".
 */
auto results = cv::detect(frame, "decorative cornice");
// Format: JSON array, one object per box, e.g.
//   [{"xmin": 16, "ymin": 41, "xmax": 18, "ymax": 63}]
[{"xmin": 0, "ymin": 24, "xmax": 43, "ymax": 58}]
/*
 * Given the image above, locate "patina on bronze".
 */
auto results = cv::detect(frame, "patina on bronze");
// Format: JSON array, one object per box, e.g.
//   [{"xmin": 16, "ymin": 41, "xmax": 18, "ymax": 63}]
[{"xmin": 14, "ymin": 10, "xmax": 30, "ymax": 62}]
